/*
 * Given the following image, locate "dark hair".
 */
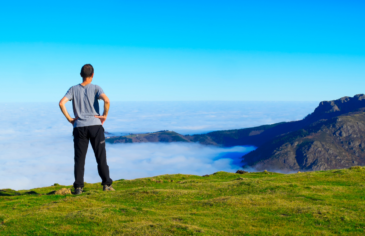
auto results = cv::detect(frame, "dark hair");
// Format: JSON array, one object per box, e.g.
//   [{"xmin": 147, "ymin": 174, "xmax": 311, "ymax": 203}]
[{"xmin": 80, "ymin": 64, "xmax": 94, "ymax": 78}]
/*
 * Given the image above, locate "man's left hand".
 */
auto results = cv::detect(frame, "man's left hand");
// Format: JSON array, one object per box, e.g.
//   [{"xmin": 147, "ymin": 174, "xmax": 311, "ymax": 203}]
[{"xmin": 95, "ymin": 115, "xmax": 107, "ymax": 125}]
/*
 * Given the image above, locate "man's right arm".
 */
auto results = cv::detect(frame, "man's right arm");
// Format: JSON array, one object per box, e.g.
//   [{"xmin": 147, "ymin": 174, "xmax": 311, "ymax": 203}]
[{"xmin": 59, "ymin": 97, "xmax": 77, "ymax": 125}]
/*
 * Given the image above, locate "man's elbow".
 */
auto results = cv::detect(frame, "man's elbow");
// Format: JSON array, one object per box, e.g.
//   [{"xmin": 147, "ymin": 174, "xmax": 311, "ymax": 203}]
[
  {"xmin": 59, "ymin": 100, "xmax": 66, "ymax": 107},
  {"xmin": 103, "ymin": 97, "xmax": 110, "ymax": 104}
]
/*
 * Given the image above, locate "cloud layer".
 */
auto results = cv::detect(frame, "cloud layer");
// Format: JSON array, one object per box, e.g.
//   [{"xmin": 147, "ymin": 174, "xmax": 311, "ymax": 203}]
[{"xmin": 0, "ymin": 101, "xmax": 317, "ymax": 190}]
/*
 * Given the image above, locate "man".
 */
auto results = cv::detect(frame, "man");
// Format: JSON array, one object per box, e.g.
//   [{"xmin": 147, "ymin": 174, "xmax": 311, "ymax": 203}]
[{"xmin": 59, "ymin": 64, "xmax": 114, "ymax": 194}]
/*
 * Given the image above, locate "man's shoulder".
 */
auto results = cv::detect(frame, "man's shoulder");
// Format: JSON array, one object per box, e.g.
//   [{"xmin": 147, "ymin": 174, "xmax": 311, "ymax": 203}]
[
  {"xmin": 91, "ymin": 84, "xmax": 102, "ymax": 89},
  {"xmin": 90, "ymin": 84, "xmax": 104, "ymax": 93},
  {"xmin": 69, "ymin": 84, "xmax": 81, "ymax": 89}
]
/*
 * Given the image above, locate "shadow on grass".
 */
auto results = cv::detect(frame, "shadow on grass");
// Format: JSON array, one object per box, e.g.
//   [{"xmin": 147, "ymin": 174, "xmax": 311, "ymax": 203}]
[
  {"xmin": 0, "ymin": 189, "xmax": 21, "ymax": 196},
  {"xmin": 0, "ymin": 189, "xmax": 40, "ymax": 196}
]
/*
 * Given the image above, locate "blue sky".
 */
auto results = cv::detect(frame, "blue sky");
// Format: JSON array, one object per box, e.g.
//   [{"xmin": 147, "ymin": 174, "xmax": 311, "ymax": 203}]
[{"xmin": 1, "ymin": 0, "xmax": 364, "ymax": 102}]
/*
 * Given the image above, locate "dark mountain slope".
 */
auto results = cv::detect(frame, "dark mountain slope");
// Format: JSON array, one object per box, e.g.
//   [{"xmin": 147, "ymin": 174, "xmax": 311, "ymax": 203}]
[
  {"xmin": 243, "ymin": 106, "xmax": 365, "ymax": 171},
  {"xmin": 186, "ymin": 122, "xmax": 290, "ymax": 146}
]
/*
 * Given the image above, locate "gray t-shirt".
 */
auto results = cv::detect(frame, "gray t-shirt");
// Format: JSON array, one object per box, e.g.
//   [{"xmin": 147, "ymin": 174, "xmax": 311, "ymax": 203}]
[{"xmin": 64, "ymin": 83, "xmax": 104, "ymax": 128}]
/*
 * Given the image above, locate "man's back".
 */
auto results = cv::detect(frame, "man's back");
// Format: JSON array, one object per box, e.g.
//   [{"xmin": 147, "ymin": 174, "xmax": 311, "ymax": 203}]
[{"xmin": 65, "ymin": 83, "xmax": 104, "ymax": 127}]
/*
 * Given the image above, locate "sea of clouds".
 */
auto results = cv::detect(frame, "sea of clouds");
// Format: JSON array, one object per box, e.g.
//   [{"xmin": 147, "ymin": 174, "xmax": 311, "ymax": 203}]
[{"xmin": 0, "ymin": 101, "xmax": 318, "ymax": 190}]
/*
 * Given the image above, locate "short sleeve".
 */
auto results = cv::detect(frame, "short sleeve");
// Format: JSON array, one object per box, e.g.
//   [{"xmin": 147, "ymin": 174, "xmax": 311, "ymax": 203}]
[
  {"xmin": 95, "ymin": 85, "xmax": 105, "ymax": 99},
  {"xmin": 64, "ymin": 87, "xmax": 73, "ymax": 101}
]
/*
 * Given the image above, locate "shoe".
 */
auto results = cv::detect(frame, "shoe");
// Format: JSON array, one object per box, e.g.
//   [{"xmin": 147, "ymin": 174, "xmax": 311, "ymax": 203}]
[
  {"xmin": 103, "ymin": 185, "xmax": 115, "ymax": 191},
  {"xmin": 75, "ymin": 187, "xmax": 83, "ymax": 195}
]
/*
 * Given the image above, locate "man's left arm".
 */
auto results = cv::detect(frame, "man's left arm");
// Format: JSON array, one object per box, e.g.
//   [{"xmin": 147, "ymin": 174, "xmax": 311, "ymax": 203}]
[{"xmin": 95, "ymin": 94, "xmax": 110, "ymax": 125}]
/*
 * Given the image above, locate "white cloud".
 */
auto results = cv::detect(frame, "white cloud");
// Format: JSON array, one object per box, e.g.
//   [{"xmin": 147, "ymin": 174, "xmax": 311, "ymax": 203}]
[
  {"xmin": 0, "ymin": 136, "xmax": 253, "ymax": 190},
  {"xmin": 90, "ymin": 143, "xmax": 255, "ymax": 184},
  {"xmin": 0, "ymin": 101, "xmax": 317, "ymax": 190}
]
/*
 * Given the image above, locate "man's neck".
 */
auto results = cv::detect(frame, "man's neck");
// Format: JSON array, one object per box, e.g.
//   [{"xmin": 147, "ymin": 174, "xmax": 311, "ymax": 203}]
[{"xmin": 81, "ymin": 78, "xmax": 92, "ymax": 86}]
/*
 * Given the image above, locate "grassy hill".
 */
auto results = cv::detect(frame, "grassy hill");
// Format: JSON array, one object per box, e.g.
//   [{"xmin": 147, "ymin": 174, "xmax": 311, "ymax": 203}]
[{"xmin": 1, "ymin": 168, "xmax": 365, "ymax": 235}]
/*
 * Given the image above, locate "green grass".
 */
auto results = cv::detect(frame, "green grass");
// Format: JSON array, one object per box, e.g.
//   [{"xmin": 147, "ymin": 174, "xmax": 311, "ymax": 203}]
[{"xmin": 1, "ymin": 168, "xmax": 365, "ymax": 235}]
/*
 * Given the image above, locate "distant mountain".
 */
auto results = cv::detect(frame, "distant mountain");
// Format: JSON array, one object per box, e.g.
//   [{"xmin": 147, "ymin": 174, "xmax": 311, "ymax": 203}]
[
  {"xmin": 106, "ymin": 131, "xmax": 190, "ymax": 144},
  {"xmin": 106, "ymin": 94, "xmax": 365, "ymax": 171},
  {"xmin": 105, "ymin": 123, "xmax": 288, "ymax": 147},
  {"xmin": 243, "ymin": 95, "xmax": 365, "ymax": 171}
]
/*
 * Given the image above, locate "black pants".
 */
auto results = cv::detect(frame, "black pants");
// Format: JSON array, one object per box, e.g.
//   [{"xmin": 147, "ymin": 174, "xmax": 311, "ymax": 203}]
[{"xmin": 73, "ymin": 125, "xmax": 113, "ymax": 188}]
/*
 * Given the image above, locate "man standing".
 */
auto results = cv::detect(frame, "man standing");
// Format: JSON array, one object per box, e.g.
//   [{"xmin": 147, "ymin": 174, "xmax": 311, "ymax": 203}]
[{"xmin": 59, "ymin": 64, "xmax": 114, "ymax": 194}]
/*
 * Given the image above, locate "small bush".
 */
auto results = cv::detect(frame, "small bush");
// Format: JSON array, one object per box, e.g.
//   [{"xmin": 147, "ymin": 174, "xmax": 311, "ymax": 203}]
[{"xmin": 349, "ymin": 166, "xmax": 362, "ymax": 170}]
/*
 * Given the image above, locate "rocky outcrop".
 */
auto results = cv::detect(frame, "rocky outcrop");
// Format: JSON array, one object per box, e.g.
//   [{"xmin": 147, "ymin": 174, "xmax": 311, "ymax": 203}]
[{"xmin": 308, "ymin": 94, "xmax": 365, "ymax": 118}]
